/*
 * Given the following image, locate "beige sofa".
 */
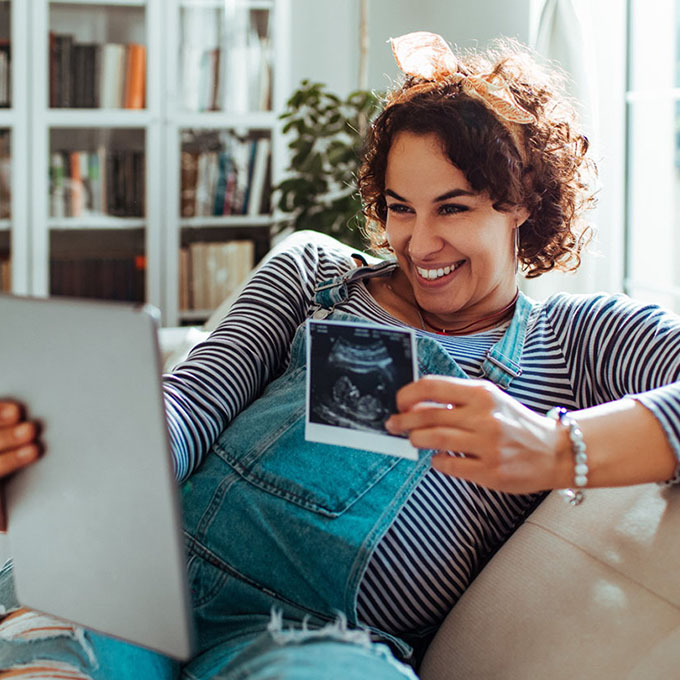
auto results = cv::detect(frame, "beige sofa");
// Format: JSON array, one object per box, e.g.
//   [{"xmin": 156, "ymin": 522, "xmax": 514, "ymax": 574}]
[
  {"xmin": 161, "ymin": 231, "xmax": 680, "ymax": 679},
  {"xmin": 420, "ymin": 484, "xmax": 680, "ymax": 679}
]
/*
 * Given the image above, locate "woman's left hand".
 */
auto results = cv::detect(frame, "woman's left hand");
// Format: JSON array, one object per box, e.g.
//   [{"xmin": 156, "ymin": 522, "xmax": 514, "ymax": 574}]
[{"xmin": 385, "ymin": 376, "xmax": 571, "ymax": 494}]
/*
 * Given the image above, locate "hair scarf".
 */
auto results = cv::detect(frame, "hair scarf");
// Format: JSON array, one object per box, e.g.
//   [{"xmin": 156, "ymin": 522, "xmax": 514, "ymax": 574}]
[{"xmin": 389, "ymin": 32, "xmax": 536, "ymax": 159}]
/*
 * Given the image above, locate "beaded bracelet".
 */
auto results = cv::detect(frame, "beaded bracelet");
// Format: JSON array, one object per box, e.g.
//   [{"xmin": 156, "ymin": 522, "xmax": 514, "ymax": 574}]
[{"xmin": 547, "ymin": 407, "xmax": 588, "ymax": 506}]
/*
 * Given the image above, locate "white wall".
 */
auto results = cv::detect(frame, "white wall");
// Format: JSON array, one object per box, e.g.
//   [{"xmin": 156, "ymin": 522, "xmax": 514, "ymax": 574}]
[
  {"xmin": 287, "ymin": 0, "xmax": 627, "ymax": 295},
  {"xmin": 289, "ymin": 0, "xmax": 531, "ymax": 96}
]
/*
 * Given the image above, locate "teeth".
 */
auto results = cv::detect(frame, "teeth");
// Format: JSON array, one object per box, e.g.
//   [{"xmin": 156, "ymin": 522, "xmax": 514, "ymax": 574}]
[{"xmin": 416, "ymin": 262, "xmax": 462, "ymax": 280}]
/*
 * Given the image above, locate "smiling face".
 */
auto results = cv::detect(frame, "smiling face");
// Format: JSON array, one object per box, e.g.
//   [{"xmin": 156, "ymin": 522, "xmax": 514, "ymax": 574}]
[{"xmin": 384, "ymin": 131, "xmax": 528, "ymax": 328}]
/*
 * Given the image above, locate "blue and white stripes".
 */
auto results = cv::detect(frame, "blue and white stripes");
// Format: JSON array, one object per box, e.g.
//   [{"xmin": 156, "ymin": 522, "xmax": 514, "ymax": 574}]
[{"xmin": 163, "ymin": 235, "xmax": 680, "ymax": 637}]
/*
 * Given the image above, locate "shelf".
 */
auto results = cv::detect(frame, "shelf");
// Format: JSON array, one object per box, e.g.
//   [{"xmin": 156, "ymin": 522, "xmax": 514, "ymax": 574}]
[
  {"xmin": 179, "ymin": 309, "xmax": 213, "ymax": 322},
  {"xmin": 46, "ymin": 110, "xmax": 154, "ymax": 128},
  {"xmin": 180, "ymin": 216, "xmax": 273, "ymax": 229},
  {"xmin": 0, "ymin": 111, "xmax": 14, "ymax": 127},
  {"xmin": 173, "ymin": 111, "xmax": 277, "ymax": 130},
  {"xmin": 0, "ymin": 219, "xmax": 9, "ymax": 229},
  {"xmin": 49, "ymin": 216, "xmax": 147, "ymax": 229},
  {"xmin": 49, "ymin": 1, "xmax": 147, "ymax": 6},
  {"xmin": 179, "ymin": 0, "xmax": 274, "ymax": 9}
]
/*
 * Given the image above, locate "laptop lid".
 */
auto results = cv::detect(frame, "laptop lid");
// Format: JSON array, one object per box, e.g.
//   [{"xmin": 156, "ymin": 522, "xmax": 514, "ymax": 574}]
[{"xmin": 0, "ymin": 294, "xmax": 195, "ymax": 660}]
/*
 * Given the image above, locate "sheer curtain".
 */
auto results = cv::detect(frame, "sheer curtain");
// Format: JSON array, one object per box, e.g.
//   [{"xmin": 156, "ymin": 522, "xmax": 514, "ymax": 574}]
[{"xmin": 521, "ymin": 0, "xmax": 601, "ymax": 300}]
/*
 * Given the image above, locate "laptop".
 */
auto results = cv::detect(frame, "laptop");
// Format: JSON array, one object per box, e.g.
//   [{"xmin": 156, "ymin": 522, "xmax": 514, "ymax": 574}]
[{"xmin": 0, "ymin": 293, "xmax": 195, "ymax": 661}]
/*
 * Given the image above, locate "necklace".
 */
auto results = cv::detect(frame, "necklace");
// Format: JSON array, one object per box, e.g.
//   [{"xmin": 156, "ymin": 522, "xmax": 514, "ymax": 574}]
[
  {"xmin": 380, "ymin": 272, "xmax": 518, "ymax": 336},
  {"xmin": 417, "ymin": 289, "xmax": 519, "ymax": 335}
]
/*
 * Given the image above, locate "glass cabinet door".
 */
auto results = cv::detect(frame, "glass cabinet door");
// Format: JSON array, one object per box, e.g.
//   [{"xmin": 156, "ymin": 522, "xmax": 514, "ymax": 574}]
[
  {"xmin": 179, "ymin": 0, "xmax": 273, "ymax": 113},
  {"xmin": 49, "ymin": 2, "xmax": 147, "ymax": 110},
  {"xmin": 48, "ymin": 127, "xmax": 146, "ymax": 303}
]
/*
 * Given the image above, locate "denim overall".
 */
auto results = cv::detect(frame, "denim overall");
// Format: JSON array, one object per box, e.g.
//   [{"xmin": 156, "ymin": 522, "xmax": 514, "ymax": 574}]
[
  {"xmin": 177, "ymin": 262, "xmax": 535, "ymax": 679},
  {"xmin": 0, "ymin": 262, "xmax": 535, "ymax": 680}
]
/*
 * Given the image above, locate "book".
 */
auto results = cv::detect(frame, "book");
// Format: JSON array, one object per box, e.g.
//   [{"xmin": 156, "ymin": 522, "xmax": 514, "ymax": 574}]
[
  {"xmin": 178, "ymin": 247, "xmax": 191, "ymax": 310},
  {"xmin": 55, "ymin": 34, "xmax": 74, "ymax": 107},
  {"xmin": 241, "ymin": 140, "xmax": 259, "ymax": 215},
  {"xmin": 247, "ymin": 138, "xmax": 271, "ymax": 216},
  {"xmin": 0, "ymin": 141, "xmax": 10, "ymax": 220},
  {"xmin": 194, "ymin": 153, "xmax": 211, "ymax": 217},
  {"xmin": 48, "ymin": 148, "xmax": 144, "ymax": 219},
  {"xmin": 180, "ymin": 46, "xmax": 204, "ymax": 112},
  {"xmin": 88, "ymin": 151, "xmax": 103, "ymax": 214},
  {"xmin": 213, "ymin": 151, "xmax": 231, "ymax": 216},
  {"xmin": 190, "ymin": 242, "xmax": 209, "ymax": 310},
  {"xmin": 124, "ymin": 44, "xmax": 146, "ymax": 109},
  {"xmin": 180, "ymin": 151, "xmax": 199, "ymax": 218},
  {"xmin": 178, "ymin": 239, "xmax": 256, "ymax": 313},
  {"xmin": 99, "ymin": 44, "xmax": 126, "ymax": 109},
  {"xmin": 69, "ymin": 151, "xmax": 84, "ymax": 218},
  {"xmin": 49, "ymin": 153, "xmax": 65, "ymax": 218},
  {"xmin": 71, "ymin": 44, "xmax": 88, "ymax": 108},
  {"xmin": 0, "ymin": 40, "xmax": 10, "ymax": 108},
  {"xmin": 50, "ymin": 256, "xmax": 145, "ymax": 303},
  {"xmin": 0, "ymin": 257, "xmax": 10, "ymax": 293},
  {"xmin": 49, "ymin": 32, "xmax": 58, "ymax": 108}
]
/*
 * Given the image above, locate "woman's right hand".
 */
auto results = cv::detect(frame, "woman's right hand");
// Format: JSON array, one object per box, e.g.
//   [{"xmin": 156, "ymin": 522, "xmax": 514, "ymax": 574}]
[{"xmin": 0, "ymin": 401, "xmax": 41, "ymax": 479}]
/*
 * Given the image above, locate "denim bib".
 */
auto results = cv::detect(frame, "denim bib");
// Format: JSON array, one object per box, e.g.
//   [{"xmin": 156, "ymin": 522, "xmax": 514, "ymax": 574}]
[{"xmin": 180, "ymin": 261, "xmax": 536, "ymax": 666}]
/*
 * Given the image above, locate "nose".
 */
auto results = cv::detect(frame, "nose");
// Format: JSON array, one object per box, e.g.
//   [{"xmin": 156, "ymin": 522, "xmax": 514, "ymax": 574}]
[{"xmin": 407, "ymin": 213, "xmax": 444, "ymax": 262}]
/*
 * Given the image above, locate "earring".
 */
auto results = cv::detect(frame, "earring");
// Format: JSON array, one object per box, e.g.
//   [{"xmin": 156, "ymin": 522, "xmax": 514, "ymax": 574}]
[{"xmin": 514, "ymin": 226, "xmax": 519, "ymax": 273}]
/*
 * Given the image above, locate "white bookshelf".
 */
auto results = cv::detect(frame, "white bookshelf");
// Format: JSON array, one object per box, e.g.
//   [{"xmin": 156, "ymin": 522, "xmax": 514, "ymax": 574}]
[
  {"xmin": 0, "ymin": 1, "xmax": 30, "ymax": 295},
  {"xmin": 4, "ymin": 0, "xmax": 289, "ymax": 325},
  {"xmin": 163, "ymin": 0, "xmax": 289, "ymax": 326}
]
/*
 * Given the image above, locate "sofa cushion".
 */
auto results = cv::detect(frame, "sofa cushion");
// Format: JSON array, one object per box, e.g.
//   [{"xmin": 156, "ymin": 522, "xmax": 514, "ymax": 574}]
[{"xmin": 419, "ymin": 484, "xmax": 680, "ymax": 679}]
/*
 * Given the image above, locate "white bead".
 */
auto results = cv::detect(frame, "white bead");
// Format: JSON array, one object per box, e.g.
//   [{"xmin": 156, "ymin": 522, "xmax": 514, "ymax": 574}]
[
  {"xmin": 574, "ymin": 474, "xmax": 588, "ymax": 487},
  {"xmin": 575, "ymin": 463, "xmax": 589, "ymax": 476}
]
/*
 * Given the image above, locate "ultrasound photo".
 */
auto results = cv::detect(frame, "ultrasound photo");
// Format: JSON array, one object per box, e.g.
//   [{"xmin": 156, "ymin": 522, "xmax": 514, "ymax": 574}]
[{"xmin": 305, "ymin": 319, "xmax": 418, "ymax": 459}]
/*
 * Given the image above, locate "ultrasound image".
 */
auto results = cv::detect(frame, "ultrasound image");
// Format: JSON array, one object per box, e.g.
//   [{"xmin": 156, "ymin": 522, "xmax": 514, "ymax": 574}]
[{"xmin": 309, "ymin": 323, "xmax": 414, "ymax": 435}]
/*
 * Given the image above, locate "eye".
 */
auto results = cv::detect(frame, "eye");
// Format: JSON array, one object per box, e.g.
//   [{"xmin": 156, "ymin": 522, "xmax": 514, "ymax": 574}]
[
  {"xmin": 439, "ymin": 203, "xmax": 468, "ymax": 216},
  {"xmin": 386, "ymin": 203, "xmax": 413, "ymax": 215}
]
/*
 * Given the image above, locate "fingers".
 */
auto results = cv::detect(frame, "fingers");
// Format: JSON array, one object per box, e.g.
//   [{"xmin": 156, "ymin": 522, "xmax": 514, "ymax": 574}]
[
  {"xmin": 0, "ymin": 418, "xmax": 37, "ymax": 453},
  {"xmin": 395, "ymin": 376, "xmax": 496, "ymax": 412},
  {"xmin": 0, "ymin": 443, "xmax": 40, "ymax": 478},
  {"xmin": 408, "ymin": 426, "xmax": 478, "ymax": 452},
  {"xmin": 0, "ymin": 401, "xmax": 23, "ymax": 427},
  {"xmin": 0, "ymin": 401, "xmax": 41, "ymax": 478},
  {"xmin": 386, "ymin": 401, "xmax": 482, "ymax": 455}
]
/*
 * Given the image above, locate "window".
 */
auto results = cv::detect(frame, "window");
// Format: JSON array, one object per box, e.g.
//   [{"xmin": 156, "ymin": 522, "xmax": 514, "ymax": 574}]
[{"xmin": 625, "ymin": 0, "xmax": 680, "ymax": 311}]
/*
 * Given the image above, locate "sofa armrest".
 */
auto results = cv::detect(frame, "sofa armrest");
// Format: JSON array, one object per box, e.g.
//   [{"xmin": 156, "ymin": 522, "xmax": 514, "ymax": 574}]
[
  {"xmin": 158, "ymin": 326, "xmax": 209, "ymax": 373},
  {"xmin": 420, "ymin": 485, "xmax": 680, "ymax": 679}
]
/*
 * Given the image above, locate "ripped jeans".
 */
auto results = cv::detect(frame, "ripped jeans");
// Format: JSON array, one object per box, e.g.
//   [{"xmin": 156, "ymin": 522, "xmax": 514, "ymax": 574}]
[{"xmin": 0, "ymin": 560, "xmax": 417, "ymax": 679}]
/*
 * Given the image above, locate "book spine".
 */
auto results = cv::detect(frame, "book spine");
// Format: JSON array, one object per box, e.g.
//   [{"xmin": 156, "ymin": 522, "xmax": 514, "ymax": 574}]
[
  {"xmin": 124, "ymin": 44, "xmax": 146, "ymax": 109},
  {"xmin": 48, "ymin": 32, "xmax": 58, "ymax": 108},
  {"xmin": 0, "ymin": 257, "xmax": 10, "ymax": 292},
  {"xmin": 180, "ymin": 151, "xmax": 199, "ymax": 218},
  {"xmin": 58, "ymin": 35, "xmax": 74, "ymax": 108},
  {"xmin": 241, "ymin": 139, "xmax": 258, "ymax": 215},
  {"xmin": 247, "ymin": 138, "xmax": 271, "ymax": 216},
  {"xmin": 69, "ymin": 151, "xmax": 83, "ymax": 217}
]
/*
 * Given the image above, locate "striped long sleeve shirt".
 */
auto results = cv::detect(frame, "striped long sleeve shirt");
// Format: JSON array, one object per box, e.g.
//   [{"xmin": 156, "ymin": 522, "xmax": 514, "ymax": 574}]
[{"xmin": 163, "ymin": 232, "xmax": 680, "ymax": 637}]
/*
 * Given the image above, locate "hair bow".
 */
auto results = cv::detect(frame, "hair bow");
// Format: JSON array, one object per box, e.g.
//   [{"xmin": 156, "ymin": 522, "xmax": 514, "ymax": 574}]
[{"xmin": 390, "ymin": 31, "xmax": 536, "ymax": 125}]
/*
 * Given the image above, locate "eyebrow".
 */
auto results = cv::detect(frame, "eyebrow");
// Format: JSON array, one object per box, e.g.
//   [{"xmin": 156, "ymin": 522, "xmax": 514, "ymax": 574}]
[{"xmin": 385, "ymin": 188, "xmax": 477, "ymax": 202}]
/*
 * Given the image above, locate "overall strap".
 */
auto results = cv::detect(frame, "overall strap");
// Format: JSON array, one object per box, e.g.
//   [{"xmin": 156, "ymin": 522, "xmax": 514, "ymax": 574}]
[
  {"xmin": 312, "ymin": 259, "xmax": 398, "ymax": 312},
  {"xmin": 480, "ymin": 292, "xmax": 534, "ymax": 389}
]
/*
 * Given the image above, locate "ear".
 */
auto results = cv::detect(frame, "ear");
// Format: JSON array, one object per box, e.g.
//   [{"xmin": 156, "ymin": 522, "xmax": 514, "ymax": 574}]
[{"xmin": 513, "ymin": 205, "xmax": 530, "ymax": 228}]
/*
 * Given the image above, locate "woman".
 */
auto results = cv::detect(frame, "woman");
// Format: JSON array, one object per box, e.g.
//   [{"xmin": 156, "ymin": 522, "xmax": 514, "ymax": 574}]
[{"xmin": 0, "ymin": 32, "xmax": 678, "ymax": 680}]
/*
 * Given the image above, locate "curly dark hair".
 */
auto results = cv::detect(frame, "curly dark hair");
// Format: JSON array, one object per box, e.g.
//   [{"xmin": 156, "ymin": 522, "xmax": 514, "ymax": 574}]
[{"xmin": 358, "ymin": 39, "xmax": 597, "ymax": 278}]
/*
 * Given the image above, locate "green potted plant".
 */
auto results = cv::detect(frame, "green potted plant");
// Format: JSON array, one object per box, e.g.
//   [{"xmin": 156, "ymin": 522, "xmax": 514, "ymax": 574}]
[{"xmin": 274, "ymin": 80, "xmax": 382, "ymax": 251}]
